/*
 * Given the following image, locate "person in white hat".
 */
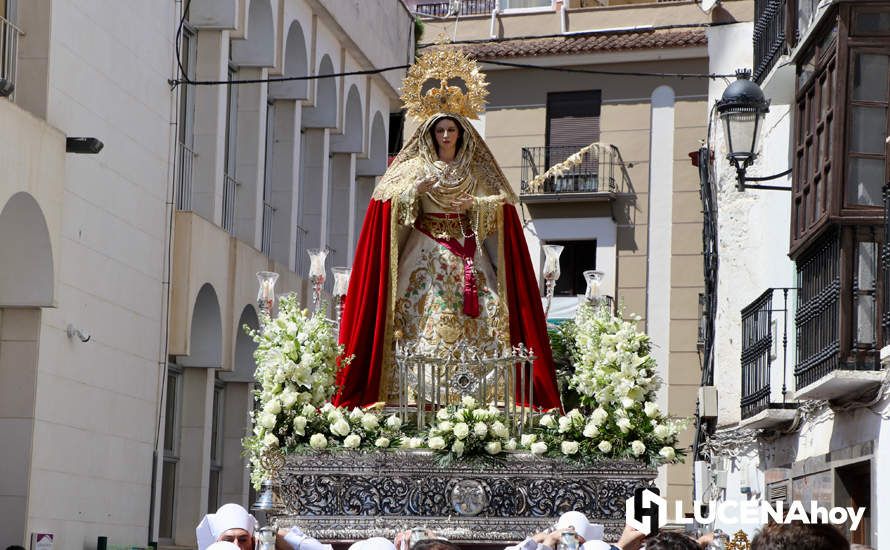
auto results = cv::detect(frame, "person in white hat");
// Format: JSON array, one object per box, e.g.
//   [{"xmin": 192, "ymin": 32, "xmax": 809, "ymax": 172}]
[
  {"xmin": 196, "ymin": 503, "xmax": 332, "ymax": 550},
  {"xmin": 348, "ymin": 537, "xmax": 397, "ymax": 550},
  {"xmin": 504, "ymin": 511, "xmax": 606, "ymax": 550}
]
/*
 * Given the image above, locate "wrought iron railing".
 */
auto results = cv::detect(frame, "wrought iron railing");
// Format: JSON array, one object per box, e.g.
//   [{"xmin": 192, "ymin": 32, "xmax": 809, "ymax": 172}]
[
  {"xmin": 752, "ymin": 0, "xmax": 787, "ymax": 82},
  {"xmin": 176, "ymin": 142, "xmax": 197, "ymax": 211},
  {"xmin": 415, "ymin": 0, "xmax": 496, "ymax": 17},
  {"xmin": 222, "ymin": 174, "xmax": 239, "ymax": 234},
  {"xmin": 0, "ymin": 14, "xmax": 22, "ymax": 98},
  {"xmin": 261, "ymin": 200, "xmax": 275, "ymax": 256},
  {"xmin": 740, "ymin": 288, "xmax": 796, "ymax": 419},
  {"xmin": 520, "ymin": 143, "xmax": 631, "ymax": 196}
]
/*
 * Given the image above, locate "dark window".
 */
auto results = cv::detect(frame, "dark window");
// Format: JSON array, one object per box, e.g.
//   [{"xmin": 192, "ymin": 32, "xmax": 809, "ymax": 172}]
[
  {"xmin": 546, "ymin": 240, "xmax": 597, "ymax": 296},
  {"xmin": 389, "ymin": 111, "xmax": 405, "ymax": 157},
  {"xmin": 160, "ymin": 364, "xmax": 182, "ymax": 540},
  {"xmin": 836, "ymin": 461, "xmax": 872, "ymax": 545},
  {"xmin": 845, "ymin": 50, "xmax": 889, "ymax": 206},
  {"xmin": 545, "ymin": 91, "xmax": 601, "ymax": 174}
]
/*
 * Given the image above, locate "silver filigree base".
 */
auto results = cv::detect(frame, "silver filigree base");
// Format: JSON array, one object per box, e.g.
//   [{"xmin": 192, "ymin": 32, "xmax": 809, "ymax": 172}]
[{"xmin": 267, "ymin": 450, "xmax": 656, "ymax": 543}]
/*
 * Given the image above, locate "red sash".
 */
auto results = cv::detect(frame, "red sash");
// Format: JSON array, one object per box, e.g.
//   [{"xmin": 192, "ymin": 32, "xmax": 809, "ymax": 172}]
[{"xmin": 414, "ymin": 213, "xmax": 480, "ymax": 318}]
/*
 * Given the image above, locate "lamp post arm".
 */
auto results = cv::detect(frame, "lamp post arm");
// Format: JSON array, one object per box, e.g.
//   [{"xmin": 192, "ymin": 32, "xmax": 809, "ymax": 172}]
[{"xmin": 738, "ymin": 167, "xmax": 793, "ymax": 191}]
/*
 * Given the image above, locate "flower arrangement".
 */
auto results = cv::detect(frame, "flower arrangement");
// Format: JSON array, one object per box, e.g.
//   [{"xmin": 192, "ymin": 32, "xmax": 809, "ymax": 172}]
[
  {"xmin": 523, "ymin": 302, "xmax": 686, "ymax": 466},
  {"xmin": 424, "ymin": 396, "xmax": 516, "ymax": 466}
]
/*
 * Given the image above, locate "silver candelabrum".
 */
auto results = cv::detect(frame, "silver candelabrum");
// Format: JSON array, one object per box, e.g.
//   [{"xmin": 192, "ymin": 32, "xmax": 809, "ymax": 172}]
[{"xmin": 541, "ymin": 244, "xmax": 564, "ymax": 318}]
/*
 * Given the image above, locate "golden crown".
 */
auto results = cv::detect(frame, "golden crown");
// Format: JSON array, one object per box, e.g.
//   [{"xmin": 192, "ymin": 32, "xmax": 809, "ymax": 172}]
[{"xmin": 400, "ymin": 40, "xmax": 489, "ymax": 121}]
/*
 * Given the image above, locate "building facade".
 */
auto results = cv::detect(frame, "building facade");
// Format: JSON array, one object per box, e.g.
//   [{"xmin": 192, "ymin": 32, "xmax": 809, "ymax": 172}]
[
  {"xmin": 0, "ymin": 1, "xmax": 412, "ymax": 549},
  {"xmin": 694, "ymin": 0, "xmax": 890, "ymax": 545},
  {"xmin": 409, "ymin": 0, "xmax": 753, "ymax": 508}
]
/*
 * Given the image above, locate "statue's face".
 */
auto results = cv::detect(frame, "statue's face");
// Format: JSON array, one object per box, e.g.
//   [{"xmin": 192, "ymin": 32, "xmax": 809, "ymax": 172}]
[
  {"xmin": 433, "ymin": 118, "xmax": 460, "ymax": 152},
  {"xmin": 219, "ymin": 529, "xmax": 253, "ymax": 550}
]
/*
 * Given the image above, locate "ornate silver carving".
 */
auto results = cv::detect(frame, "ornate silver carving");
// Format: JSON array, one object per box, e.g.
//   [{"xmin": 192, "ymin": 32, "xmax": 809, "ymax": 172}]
[{"xmin": 267, "ymin": 451, "xmax": 656, "ymax": 543}]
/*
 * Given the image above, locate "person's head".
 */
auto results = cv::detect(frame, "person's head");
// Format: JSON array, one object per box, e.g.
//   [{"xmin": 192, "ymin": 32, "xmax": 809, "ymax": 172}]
[
  {"xmin": 349, "ymin": 537, "xmax": 397, "ymax": 550},
  {"xmin": 641, "ymin": 531, "xmax": 700, "ymax": 550},
  {"xmin": 218, "ymin": 528, "xmax": 253, "ymax": 550},
  {"xmin": 555, "ymin": 511, "xmax": 603, "ymax": 542},
  {"xmin": 207, "ymin": 542, "xmax": 241, "ymax": 550},
  {"xmin": 751, "ymin": 521, "xmax": 850, "ymax": 550},
  {"xmin": 196, "ymin": 503, "xmax": 258, "ymax": 550},
  {"xmin": 429, "ymin": 116, "xmax": 464, "ymax": 157},
  {"xmin": 410, "ymin": 539, "xmax": 461, "ymax": 550}
]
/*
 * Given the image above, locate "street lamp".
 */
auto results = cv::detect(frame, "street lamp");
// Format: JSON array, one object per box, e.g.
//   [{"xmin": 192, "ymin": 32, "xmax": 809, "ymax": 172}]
[{"xmin": 715, "ymin": 69, "xmax": 789, "ymax": 191}]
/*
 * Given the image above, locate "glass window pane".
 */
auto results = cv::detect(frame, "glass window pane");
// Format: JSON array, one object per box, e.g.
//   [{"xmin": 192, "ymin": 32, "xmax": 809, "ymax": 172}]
[
  {"xmin": 210, "ymin": 386, "xmax": 222, "ymax": 463},
  {"xmin": 854, "ymin": 11, "xmax": 890, "ymax": 34},
  {"xmin": 160, "ymin": 461, "xmax": 176, "ymax": 539},
  {"xmin": 164, "ymin": 373, "xmax": 178, "ymax": 453},
  {"xmin": 846, "ymin": 158, "xmax": 885, "ymax": 205},
  {"xmin": 852, "ymin": 53, "xmax": 889, "ymax": 102},
  {"xmin": 208, "ymin": 469, "xmax": 221, "ymax": 514},
  {"xmin": 850, "ymin": 106, "xmax": 887, "ymax": 154}
]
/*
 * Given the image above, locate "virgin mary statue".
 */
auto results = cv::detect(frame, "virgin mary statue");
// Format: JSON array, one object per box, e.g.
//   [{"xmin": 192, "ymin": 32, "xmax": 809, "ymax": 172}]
[{"xmin": 334, "ymin": 46, "xmax": 561, "ymax": 410}]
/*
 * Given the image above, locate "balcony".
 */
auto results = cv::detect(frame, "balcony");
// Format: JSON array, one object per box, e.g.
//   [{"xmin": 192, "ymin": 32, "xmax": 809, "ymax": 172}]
[
  {"xmin": 416, "ymin": 0, "xmax": 496, "ymax": 17},
  {"xmin": 519, "ymin": 143, "xmax": 631, "ymax": 203},
  {"xmin": 0, "ymin": 13, "xmax": 22, "ymax": 97},
  {"xmin": 739, "ymin": 288, "xmax": 797, "ymax": 429},
  {"xmin": 752, "ymin": 0, "xmax": 788, "ymax": 83},
  {"xmin": 793, "ymin": 230, "xmax": 885, "ymax": 401}
]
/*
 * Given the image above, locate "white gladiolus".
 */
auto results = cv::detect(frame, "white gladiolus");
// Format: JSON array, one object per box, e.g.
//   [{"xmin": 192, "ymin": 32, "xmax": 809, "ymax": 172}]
[
  {"xmin": 453, "ymin": 422, "xmax": 470, "ymax": 440},
  {"xmin": 375, "ymin": 437, "xmax": 391, "ymax": 448},
  {"xmin": 428, "ymin": 436, "xmax": 446, "ymax": 450},
  {"xmin": 598, "ymin": 440, "xmax": 612, "ymax": 453},
  {"xmin": 452, "ymin": 440, "xmax": 465, "ymax": 456},
  {"xmin": 361, "ymin": 413, "xmax": 379, "ymax": 431},
  {"xmin": 631, "ymin": 440, "xmax": 646, "ymax": 456},
  {"xmin": 616, "ymin": 417, "xmax": 632, "ymax": 433},
  {"xmin": 309, "ymin": 433, "xmax": 328, "ymax": 449},
  {"xmin": 343, "ymin": 434, "xmax": 361, "ymax": 449},
  {"xmin": 293, "ymin": 416, "xmax": 308, "ymax": 435},
  {"xmin": 530, "ymin": 441, "xmax": 548, "ymax": 455},
  {"xmin": 473, "ymin": 422, "xmax": 488, "ymax": 437},
  {"xmin": 659, "ymin": 446, "xmax": 676, "ymax": 461},
  {"xmin": 330, "ymin": 418, "xmax": 351, "ymax": 437},
  {"xmin": 386, "ymin": 415, "xmax": 402, "ymax": 430},
  {"xmin": 485, "ymin": 441, "xmax": 502, "ymax": 455},
  {"xmin": 561, "ymin": 440, "xmax": 580, "ymax": 455}
]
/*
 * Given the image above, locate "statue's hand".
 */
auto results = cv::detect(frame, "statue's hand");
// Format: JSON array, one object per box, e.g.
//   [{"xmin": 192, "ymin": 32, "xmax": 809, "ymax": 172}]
[
  {"xmin": 415, "ymin": 174, "xmax": 437, "ymax": 195},
  {"xmin": 450, "ymin": 193, "xmax": 474, "ymax": 212}
]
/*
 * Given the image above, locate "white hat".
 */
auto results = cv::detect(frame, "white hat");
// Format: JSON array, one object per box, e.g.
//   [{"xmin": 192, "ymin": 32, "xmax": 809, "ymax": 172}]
[
  {"xmin": 581, "ymin": 541, "xmax": 611, "ymax": 550},
  {"xmin": 196, "ymin": 504, "xmax": 259, "ymax": 550},
  {"xmin": 348, "ymin": 537, "xmax": 397, "ymax": 550},
  {"xmin": 207, "ymin": 543, "xmax": 242, "ymax": 550},
  {"xmin": 555, "ymin": 511, "xmax": 604, "ymax": 542}
]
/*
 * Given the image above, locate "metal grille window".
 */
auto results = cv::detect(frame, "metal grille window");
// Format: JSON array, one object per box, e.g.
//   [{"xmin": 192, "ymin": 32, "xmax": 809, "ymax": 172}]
[
  {"xmin": 208, "ymin": 380, "xmax": 224, "ymax": 513},
  {"xmin": 752, "ymin": 0, "xmax": 789, "ymax": 82},
  {"xmin": 0, "ymin": 0, "xmax": 21, "ymax": 99},
  {"xmin": 176, "ymin": 20, "xmax": 197, "ymax": 211},
  {"xmin": 223, "ymin": 63, "xmax": 239, "ymax": 233},
  {"xmin": 795, "ymin": 232, "xmax": 840, "ymax": 389},
  {"xmin": 262, "ymin": 100, "xmax": 276, "ymax": 256}
]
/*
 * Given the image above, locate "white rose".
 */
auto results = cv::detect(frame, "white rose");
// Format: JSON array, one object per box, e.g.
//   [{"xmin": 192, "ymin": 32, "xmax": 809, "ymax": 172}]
[
  {"xmin": 485, "ymin": 441, "xmax": 502, "ymax": 455},
  {"xmin": 590, "ymin": 408, "xmax": 608, "ymax": 426},
  {"xmin": 437, "ymin": 408, "xmax": 451, "ymax": 421},
  {"xmin": 293, "ymin": 416, "xmax": 308, "ymax": 435},
  {"xmin": 438, "ymin": 421, "xmax": 453, "ymax": 432},
  {"xmin": 350, "ymin": 407, "xmax": 364, "ymax": 420},
  {"xmin": 258, "ymin": 412, "xmax": 277, "ymax": 430},
  {"xmin": 461, "ymin": 395, "xmax": 477, "ymax": 408},
  {"xmin": 540, "ymin": 414, "xmax": 556, "ymax": 428},
  {"xmin": 302, "ymin": 404, "xmax": 317, "ymax": 417},
  {"xmin": 375, "ymin": 437, "xmax": 391, "ymax": 448},
  {"xmin": 452, "ymin": 440, "xmax": 465, "ymax": 456},
  {"xmin": 320, "ymin": 402, "xmax": 335, "ymax": 413},
  {"xmin": 617, "ymin": 417, "xmax": 632, "ymax": 433},
  {"xmin": 520, "ymin": 434, "xmax": 537, "ymax": 447},
  {"xmin": 659, "ymin": 446, "xmax": 676, "ymax": 461},
  {"xmin": 583, "ymin": 423, "xmax": 599, "ymax": 439},
  {"xmin": 265, "ymin": 399, "xmax": 282, "ymax": 415},
  {"xmin": 473, "ymin": 422, "xmax": 488, "ymax": 437},
  {"xmin": 631, "ymin": 440, "xmax": 646, "ymax": 456},
  {"xmin": 309, "ymin": 433, "xmax": 328, "ymax": 449},
  {"xmin": 453, "ymin": 422, "xmax": 470, "ymax": 440},
  {"xmin": 530, "ymin": 441, "xmax": 548, "ymax": 455},
  {"xmin": 361, "ymin": 413, "xmax": 379, "ymax": 431},
  {"xmin": 407, "ymin": 437, "xmax": 423, "ymax": 449},
  {"xmin": 491, "ymin": 421, "xmax": 508, "ymax": 438},
  {"xmin": 561, "ymin": 440, "xmax": 580, "ymax": 455},
  {"xmin": 386, "ymin": 415, "xmax": 402, "ymax": 430},
  {"xmin": 428, "ymin": 436, "xmax": 446, "ymax": 450},
  {"xmin": 653, "ymin": 423, "xmax": 672, "ymax": 441},
  {"xmin": 644, "ymin": 402, "xmax": 661, "ymax": 418},
  {"xmin": 598, "ymin": 440, "xmax": 612, "ymax": 453},
  {"xmin": 567, "ymin": 409, "xmax": 583, "ymax": 420},
  {"xmin": 330, "ymin": 418, "xmax": 351, "ymax": 437},
  {"xmin": 472, "ymin": 408, "xmax": 489, "ymax": 420},
  {"xmin": 558, "ymin": 416, "xmax": 573, "ymax": 433},
  {"xmin": 505, "ymin": 438, "xmax": 517, "ymax": 451},
  {"xmin": 343, "ymin": 434, "xmax": 362, "ymax": 449},
  {"xmin": 281, "ymin": 390, "xmax": 298, "ymax": 408},
  {"xmin": 263, "ymin": 433, "xmax": 279, "ymax": 447},
  {"xmin": 620, "ymin": 396, "xmax": 635, "ymax": 409}
]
